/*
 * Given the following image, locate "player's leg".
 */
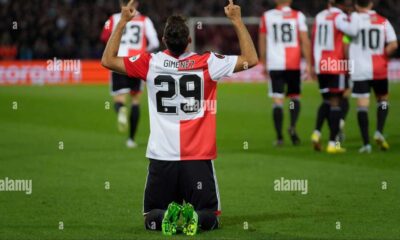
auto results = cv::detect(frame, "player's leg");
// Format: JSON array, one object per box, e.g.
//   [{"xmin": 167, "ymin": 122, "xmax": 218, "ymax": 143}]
[
  {"xmin": 312, "ymin": 75, "xmax": 330, "ymax": 151},
  {"xmin": 286, "ymin": 70, "xmax": 301, "ymax": 145},
  {"xmin": 110, "ymin": 72, "xmax": 130, "ymax": 132},
  {"xmin": 126, "ymin": 78, "xmax": 143, "ymax": 148},
  {"xmin": 326, "ymin": 75, "xmax": 346, "ymax": 153},
  {"xmin": 125, "ymin": 80, "xmax": 141, "ymax": 148},
  {"xmin": 337, "ymin": 75, "xmax": 351, "ymax": 142},
  {"xmin": 269, "ymin": 71, "xmax": 285, "ymax": 146},
  {"xmin": 179, "ymin": 160, "xmax": 220, "ymax": 234},
  {"xmin": 143, "ymin": 159, "xmax": 180, "ymax": 233},
  {"xmin": 373, "ymin": 79, "xmax": 390, "ymax": 150},
  {"xmin": 352, "ymin": 80, "xmax": 371, "ymax": 153}
]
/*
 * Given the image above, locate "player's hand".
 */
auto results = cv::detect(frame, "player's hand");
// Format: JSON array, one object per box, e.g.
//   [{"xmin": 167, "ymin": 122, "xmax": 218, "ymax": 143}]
[
  {"xmin": 120, "ymin": 0, "xmax": 137, "ymax": 23},
  {"xmin": 305, "ymin": 65, "xmax": 317, "ymax": 81},
  {"xmin": 224, "ymin": 0, "xmax": 242, "ymax": 23},
  {"xmin": 261, "ymin": 64, "xmax": 269, "ymax": 78}
]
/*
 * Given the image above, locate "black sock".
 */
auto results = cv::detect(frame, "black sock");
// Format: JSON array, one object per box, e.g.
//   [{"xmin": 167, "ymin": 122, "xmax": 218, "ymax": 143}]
[
  {"xmin": 315, "ymin": 101, "xmax": 330, "ymax": 131},
  {"xmin": 198, "ymin": 210, "xmax": 219, "ymax": 231},
  {"xmin": 129, "ymin": 105, "xmax": 140, "ymax": 140},
  {"xmin": 329, "ymin": 106, "xmax": 341, "ymax": 141},
  {"xmin": 340, "ymin": 98, "xmax": 350, "ymax": 121},
  {"xmin": 289, "ymin": 99, "xmax": 300, "ymax": 129},
  {"xmin": 377, "ymin": 101, "xmax": 389, "ymax": 134},
  {"xmin": 357, "ymin": 107, "xmax": 369, "ymax": 145},
  {"xmin": 273, "ymin": 104, "xmax": 283, "ymax": 140},
  {"xmin": 114, "ymin": 102, "xmax": 124, "ymax": 113},
  {"xmin": 144, "ymin": 209, "xmax": 165, "ymax": 231}
]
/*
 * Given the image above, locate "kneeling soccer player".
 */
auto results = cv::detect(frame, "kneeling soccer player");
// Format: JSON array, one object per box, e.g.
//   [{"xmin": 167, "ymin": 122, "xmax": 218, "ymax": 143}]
[{"xmin": 101, "ymin": 0, "xmax": 258, "ymax": 235}]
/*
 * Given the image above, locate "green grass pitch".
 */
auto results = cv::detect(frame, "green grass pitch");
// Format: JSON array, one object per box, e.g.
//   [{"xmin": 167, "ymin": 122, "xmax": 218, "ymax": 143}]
[{"xmin": 0, "ymin": 83, "xmax": 399, "ymax": 240}]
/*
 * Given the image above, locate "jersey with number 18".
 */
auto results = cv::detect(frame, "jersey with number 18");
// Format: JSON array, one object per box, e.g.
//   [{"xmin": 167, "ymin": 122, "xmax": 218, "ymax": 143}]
[{"xmin": 259, "ymin": 6, "xmax": 308, "ymax": 71}]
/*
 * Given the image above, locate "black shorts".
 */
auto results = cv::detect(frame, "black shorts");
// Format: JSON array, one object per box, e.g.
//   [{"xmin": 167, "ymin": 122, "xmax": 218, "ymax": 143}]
[
  {"xmin": 318, "ymin": 74, "xmax": 347, "ymax": 97},
  {"xmin": 352, "ymin": 79, "xmax": 388, "ymax": 98},
  {"xmin": 110, "ymin": 72, "xmax": 143, "ymax": 96},
  {"xmin": 143, "ymin": 159, "xmax": 221, "ymax": 216},
  {"xmin": 268, "ymin": 70, "xmax": 301, "ymax": 98}
]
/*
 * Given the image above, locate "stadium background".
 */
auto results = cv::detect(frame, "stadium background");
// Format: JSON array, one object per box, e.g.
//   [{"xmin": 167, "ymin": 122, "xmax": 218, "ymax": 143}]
[
  {"xmin": 1, "ymin": 0, "xmax": 400, "ymax": 240},
  {"xmin": 1, "ymin": 0, "xmax": 400, "ymax": 60}
]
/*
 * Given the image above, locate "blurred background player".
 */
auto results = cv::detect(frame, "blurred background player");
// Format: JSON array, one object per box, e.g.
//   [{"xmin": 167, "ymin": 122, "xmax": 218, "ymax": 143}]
[
  {"xmin": 311, "ymin": 0, "xmax": 353, "ymax": 148},
  {"xmin": 259, "ymin": 0, "xmax": 313, "ymax": 146},
  {"xmin": 337, "ymin": 0, "xmax": 355, "ymax": 143},
  {"xmin": 101, "ymin": 0, "xmax": 257, "ymax": 235},
  {"xmin": 101, "ymin": 0, "xmax": 159, "ymax": 148},
  {"xmin": 349, "ymin": 0, "xmax": 398, "ymax": 153},
  {"xmin": 311, "ymin": 0, "xmax": 359, "ymax": 153}
]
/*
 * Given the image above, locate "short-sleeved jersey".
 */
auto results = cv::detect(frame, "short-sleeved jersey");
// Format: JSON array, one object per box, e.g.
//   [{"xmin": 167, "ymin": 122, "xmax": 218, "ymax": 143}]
[
  {"xmin": 349, "ymin": 11, "xmax": 397, "ymax": 81},
  {"xmin": 101, "ymin": 13, "xmax": 159, "ymax": 57},
  {"xmin": 312, "ymin": 7, "xmax": 360, "ymax": 74},
  {"xmin": 259, "ymin": 6, "xmax": 308, "ymax": 71},
  {"xmin": 123, "ymin": 51, "xmax": 238, "ymax": 161}
]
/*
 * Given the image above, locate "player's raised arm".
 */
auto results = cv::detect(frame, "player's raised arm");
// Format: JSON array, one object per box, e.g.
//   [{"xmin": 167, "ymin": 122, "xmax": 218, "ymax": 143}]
[
  {"xmin": 225, "ymin": 0, "xmax": 258, "ymax": 73},
  {"xmin": 101, "ymin": 0, "xmax": 137, "ymax": 74},
  {"xmin": 258, "ymin": 15, "xmax": 267, "ymax": 75}
]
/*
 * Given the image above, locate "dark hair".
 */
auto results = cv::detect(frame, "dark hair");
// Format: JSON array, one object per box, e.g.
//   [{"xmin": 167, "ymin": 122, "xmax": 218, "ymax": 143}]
[
  {"xmin": 163, "ymin": 15, "xmax": 190, "ymax": 56},
  {"xmin": 332, "ymin": 0, "xmax": 346, "ymax": 5},
  {"xmin": 120, "ymin": 0, "xmax": 129, "ymax": 5},
  {"xmin": 120, "ymin": 0, "xmax": 138, "ymax": 5},
  {"xmin": 355, "ymin": 0, "xmax": 371, "ymax": 7}
]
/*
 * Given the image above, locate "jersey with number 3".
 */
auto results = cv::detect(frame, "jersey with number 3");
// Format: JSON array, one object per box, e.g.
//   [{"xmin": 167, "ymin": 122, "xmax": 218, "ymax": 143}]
[
  {"xmin": 101, "ymin": 13, "xmax": 159, "ymax": 56},
  {"xmin": 123, "ymin": 51, "xmax": 238, "ymax": 161},
  {"xmin": 259, "ymin": 6, "xmax": 308, "ymax": 71},
  {"xmin": 349, "ymin": 11, "xmax": 397, "ymax": 81}
]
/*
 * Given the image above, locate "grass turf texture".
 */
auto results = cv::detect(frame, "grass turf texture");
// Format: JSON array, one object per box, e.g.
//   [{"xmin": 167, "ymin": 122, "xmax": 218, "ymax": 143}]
[{"xmin": 0, "ymin": 83, "xmax": 399, "ymax": 240}]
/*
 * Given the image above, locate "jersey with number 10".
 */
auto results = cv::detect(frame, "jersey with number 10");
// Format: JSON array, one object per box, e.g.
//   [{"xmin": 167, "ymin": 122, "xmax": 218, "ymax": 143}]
[
  {"xmin": 123, "ymin": 51, "xmax": 237, "ymax": 161},
  {"xmin": 259, "ymin": 6, "xmax": 308, "ymax": 71},
  {"xmin": 349, "ymin": 11, "xmax": 397, "ymax": 81}
]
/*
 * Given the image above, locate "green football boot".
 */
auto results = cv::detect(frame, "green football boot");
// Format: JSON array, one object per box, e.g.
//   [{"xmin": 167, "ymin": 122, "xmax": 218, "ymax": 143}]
[
  {"xmin": 181, "ymin": 203, "xmax": 198, "ymax": 236},
  {"xmin": 162, "ymin": 202, "xmax": 182, "ymax": 236}
]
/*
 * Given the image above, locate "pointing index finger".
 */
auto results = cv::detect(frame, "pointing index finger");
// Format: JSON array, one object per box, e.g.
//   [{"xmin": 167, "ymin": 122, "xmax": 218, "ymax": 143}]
[{"xmin": 127, "ymin": 0, "xmax": 135, "ymax": 8}]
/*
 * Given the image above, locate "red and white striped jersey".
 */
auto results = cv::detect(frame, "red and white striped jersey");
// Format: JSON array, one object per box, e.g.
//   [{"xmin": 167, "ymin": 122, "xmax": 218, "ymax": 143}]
[
  {"xmin": 101, "ymin": 13, "xmax": 159, "ymax": 57},
  {"xmin": 123, "ymin": 51, "xmax": 238, "ymax": 161},
  {"xmin": 259, "ymin": 6, "xmax": 308, "ymax": 71},
  {"xmin": 312, "ymin": 7, "xmax": 360, "ymax": 74},
  {"xmin": 349, "ymin": 11, "xmax": 397, "ymax": 81}
]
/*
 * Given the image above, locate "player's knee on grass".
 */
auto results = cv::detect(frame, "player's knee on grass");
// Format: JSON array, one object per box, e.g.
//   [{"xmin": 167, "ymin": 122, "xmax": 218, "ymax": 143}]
[
  {"xmin": 144, "ymin": 209, "xmax": 165, "ymax": 231},
  {"xmin": 198, "ymin": 210, "xmax": 219, "ymax": 231}
]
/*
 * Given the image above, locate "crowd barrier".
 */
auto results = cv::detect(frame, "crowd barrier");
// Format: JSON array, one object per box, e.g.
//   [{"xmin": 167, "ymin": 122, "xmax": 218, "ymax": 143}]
[{"xmin": 1, "ymin": 60, "xmax": 400, "ymax": 85}]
